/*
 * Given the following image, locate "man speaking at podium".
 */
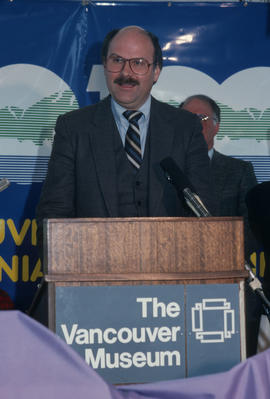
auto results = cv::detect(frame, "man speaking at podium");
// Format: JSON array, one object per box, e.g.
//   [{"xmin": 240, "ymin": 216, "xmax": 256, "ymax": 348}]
[{"xmin": 36, "ymin": 26, "xmax": 213, "ymax": 244}]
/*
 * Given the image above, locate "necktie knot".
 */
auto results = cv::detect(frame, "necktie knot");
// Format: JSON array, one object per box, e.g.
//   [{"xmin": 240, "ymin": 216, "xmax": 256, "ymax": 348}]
[{"xmin": 123, "ymin": 110, "xmax": 143, "ymax": 123}]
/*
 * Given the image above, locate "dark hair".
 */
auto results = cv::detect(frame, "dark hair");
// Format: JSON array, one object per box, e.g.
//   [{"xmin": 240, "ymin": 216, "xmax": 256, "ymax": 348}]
[
  {"xmin": 180, "ymin": 94, "xmax": 221, "ymax": 122},
  {"xmin": 101, "ymin": 27, "xmax": 163, "ymax": 70}
]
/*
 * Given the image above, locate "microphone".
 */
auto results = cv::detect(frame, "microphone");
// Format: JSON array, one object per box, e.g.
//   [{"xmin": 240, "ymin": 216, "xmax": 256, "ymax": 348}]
[
  {"xmin": 160, "ymin": 157, "xmax": 211, "ymax": 217},
  {"xmin": 244, "ymin": 261, "xmax": 270, "ymax": 320},
  {"xmin": 0, "ymin": 178, "xmax": 10, "ymax": 192}
]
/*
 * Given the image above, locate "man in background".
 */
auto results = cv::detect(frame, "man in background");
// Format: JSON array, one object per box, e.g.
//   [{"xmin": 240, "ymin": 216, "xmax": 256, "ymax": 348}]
[
  {"xmin": 180, "ymin": 94, "xmax": 257, "ymax": 257},
  {"xmin": 181, "ymin": 94, "xmax": 259, "ymax": 356}
]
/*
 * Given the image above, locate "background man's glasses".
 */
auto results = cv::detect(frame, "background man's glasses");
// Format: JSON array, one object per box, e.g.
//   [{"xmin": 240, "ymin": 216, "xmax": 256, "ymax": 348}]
[
  {"xmin": 196, "ymin": 114, "xmax": 218, "ymax": 123},
  {"xmin": 106, "ymin": 55, "xmax": 155, "ymax": 75}
]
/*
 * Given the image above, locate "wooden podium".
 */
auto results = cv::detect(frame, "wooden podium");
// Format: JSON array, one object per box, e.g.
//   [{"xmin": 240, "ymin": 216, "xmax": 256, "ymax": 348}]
[{"xmin": 44, "ymin": 217, "xmax": 248, "ymax": 382}]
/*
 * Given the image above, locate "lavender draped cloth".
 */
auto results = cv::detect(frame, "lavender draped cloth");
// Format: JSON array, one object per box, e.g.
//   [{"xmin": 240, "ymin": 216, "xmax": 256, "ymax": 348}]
[{"xmin": 1, "ymin": 311, "xmax": 269, "ymax": 399}]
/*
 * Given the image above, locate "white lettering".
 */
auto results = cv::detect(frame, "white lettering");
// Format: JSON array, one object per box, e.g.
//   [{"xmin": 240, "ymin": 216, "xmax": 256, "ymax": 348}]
[
  {"xmin": 160, "ymin": 350, "xmax": 181, "ymax": 366},
  {"xmin": 75, "ymin": 328, "xmax": 89, "ymax": 345},
  {"xmin": 153, "ymin": 297, "xmax": 167, "ymax": 318},
  {"xmin": 85, "ymin": 348, "xmax": 181, "ymax": 369},
  {"xmin": 171, "ymin": 326, "xmax": 181, "ymax": 341},
  {"xmin": 133, "ymin": 352, "xmax": 146, "ymax": 368},
  {"xmin": 61, "ymin": 324, "xmax": 78, "ymax": 345},
  {"xmin": 119, "ymin": 352, "xmax": 133, "ymax": 368},
  {"xmin": 167, "ymin": 302, "xmax": 180, "ymax": 317},
  {"xmin": 145, "ymin": 326, "xmax": 159, "ymax": 342},
  {"xmin": 106, "ymin": 351, "xmax": 119, "ymax": 369},
  {"xmin": 147, "ymin": 351, "xmax": 160, "ymax": 367},
  {"xmin": 157, "ymin": 326, "xmax": 172, "ymax": 342},
  {"xmin": 61, "ymin": 324, "xmax": 181, "ymax": 345},
  {"xmin": 85, "ymin": 347, "xmax": 106, "ymax": 368},
  {"xmin": 103, "ymin": 328, "xmax": 117, "ymax": 344},
  {"xmin": 137, "ymin": 297, "xmax": 181, "ymax": 318},
  {"xmin": 118, "ymin": 327, "xmax": 133, "ymax": 344},
  {"xmin": 136, "ymin": 297, "xmax": 153, "ymax": 318},
  {"xmin": 89, "ymin": 328, "xmax": 103, "ymax": 344},
  {"xmin": 132, "ymin": 327, "xmax": 146, "ymax": 343}
]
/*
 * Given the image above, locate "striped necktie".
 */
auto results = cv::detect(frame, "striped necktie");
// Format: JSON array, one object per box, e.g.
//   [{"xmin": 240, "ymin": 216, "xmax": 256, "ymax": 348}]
[{"xmin": 123, "ymin": 110, "xmax": 143, "ymax": 170}]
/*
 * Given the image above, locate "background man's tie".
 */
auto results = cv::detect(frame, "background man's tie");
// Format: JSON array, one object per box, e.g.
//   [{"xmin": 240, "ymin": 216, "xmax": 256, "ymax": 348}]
[{"xmin": 123, "ymin": 110, "xmax": 143, "ymax": 170}]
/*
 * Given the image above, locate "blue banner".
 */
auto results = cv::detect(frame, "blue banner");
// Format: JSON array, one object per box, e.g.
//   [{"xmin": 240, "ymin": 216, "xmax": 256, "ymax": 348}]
[{"xmin": 1, "ymin": 1, "xmax": 270, "ymax": 309}]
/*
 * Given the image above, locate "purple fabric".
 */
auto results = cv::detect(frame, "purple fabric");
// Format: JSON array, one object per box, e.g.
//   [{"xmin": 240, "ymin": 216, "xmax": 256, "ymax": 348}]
[
  {"xmin": 1, "ymin": 311, "xmax": 270, "ymax": 399},
  {"xmin": 0, "ymin": 311, "xmax": 120, "ymax": 399},
  {"xmin": 120, "ymin": 349, "xmax": 270, "ymax": 399}
]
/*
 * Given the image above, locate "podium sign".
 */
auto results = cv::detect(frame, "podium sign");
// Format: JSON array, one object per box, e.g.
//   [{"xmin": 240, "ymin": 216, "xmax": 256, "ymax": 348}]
[
  {"xmin": 44, "ymin": 217, "xmax": 247, "ymax": 384},
  {"xmin": 55, "ymin": 283, "xmax": 241, "ymax": 384}
]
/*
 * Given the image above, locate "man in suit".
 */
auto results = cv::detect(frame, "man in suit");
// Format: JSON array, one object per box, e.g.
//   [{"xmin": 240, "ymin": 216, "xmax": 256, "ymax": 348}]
[
  {"xmin": 180, "ymin": 94, "xmax": 257, "ymax": 255},
  {"xmin": 181, "ymin": 94, "xmax": 259, "ymax": 356},
  {"xmin": 36, "ymin": 27, "xmax": 213, "ymax": 239}
]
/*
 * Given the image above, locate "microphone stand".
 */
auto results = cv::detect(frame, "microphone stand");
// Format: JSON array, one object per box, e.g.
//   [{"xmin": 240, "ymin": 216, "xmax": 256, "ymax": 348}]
[{"xmin": 244, "ymin": 262, "xmax": 270, "ymax": 325}]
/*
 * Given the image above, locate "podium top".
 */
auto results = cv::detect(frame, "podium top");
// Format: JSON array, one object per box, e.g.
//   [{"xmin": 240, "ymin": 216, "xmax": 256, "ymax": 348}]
[{"xmin": 44, "ymin": 217, "xmax": 245, "ymax": 283}]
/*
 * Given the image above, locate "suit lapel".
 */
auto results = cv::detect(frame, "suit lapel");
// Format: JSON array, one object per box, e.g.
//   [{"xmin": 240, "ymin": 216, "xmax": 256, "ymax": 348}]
[
  {"xmin": 90, "ymin": 97, "xmax": 119, "ymax": 217},
  {"xmin": 148, "ymin": 97, "xmax": 176, "ymax": 216}
]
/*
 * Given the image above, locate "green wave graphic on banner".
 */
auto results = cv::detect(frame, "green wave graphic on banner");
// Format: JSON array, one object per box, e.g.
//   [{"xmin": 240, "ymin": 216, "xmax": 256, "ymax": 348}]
[{"xmin": 0, "ymin": 90, "xmax": 78, "ymax": 146}]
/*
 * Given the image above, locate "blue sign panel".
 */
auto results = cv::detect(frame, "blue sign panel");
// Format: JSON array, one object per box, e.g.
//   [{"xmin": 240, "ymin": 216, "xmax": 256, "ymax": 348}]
[
  {"xmin": 56, "ymin": 284, "xmax": 185, "ymax": 384},
  {"xmin": 55, "ymin": 283, "xmax": 241, "ymax": 383},
  {"xmin": 186, "ymin": 284, "xmax": 241, "ymax": 377}
]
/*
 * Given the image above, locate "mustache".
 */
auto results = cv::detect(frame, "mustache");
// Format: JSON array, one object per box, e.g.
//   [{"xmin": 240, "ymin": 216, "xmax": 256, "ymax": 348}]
[{"xmin": 114, "ymin": 76, "xmax": 139, "ymax": 86}]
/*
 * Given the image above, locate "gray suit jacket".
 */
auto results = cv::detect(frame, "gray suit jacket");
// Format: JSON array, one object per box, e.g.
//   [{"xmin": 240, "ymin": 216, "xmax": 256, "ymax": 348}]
[
  {"xmin": 211, "ymin": 149, "xmax": 258, "ymax": 256},
  {"xmin": 211, "ymin": 150, "xmax": 257, "ymax": 216},
  {"xmin": 36, "ymin": 96, "xmax": 213, "ymax": 232}
]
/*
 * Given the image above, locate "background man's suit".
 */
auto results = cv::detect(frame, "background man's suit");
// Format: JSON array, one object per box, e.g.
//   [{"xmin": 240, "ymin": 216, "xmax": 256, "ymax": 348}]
[
  {"xmin": 36, "ymin": 96, "xmax": 213, "ymax": 236},
  {"xmin": 211, "ymin": 149, "xmax": 259, "ymax": 357},
  {"xmin": 211, "ymin": 150, "xmax": 257, "ymax": 220},
  {"xmin": 211, "ymin": 149, "xmax": 257, "ymax": 257}
]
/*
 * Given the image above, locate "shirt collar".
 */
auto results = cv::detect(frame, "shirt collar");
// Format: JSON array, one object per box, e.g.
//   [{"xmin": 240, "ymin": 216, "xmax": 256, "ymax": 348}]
[
  {"xmin": 111, "ymin": 96, "xmax": 151, "ymax": 122},
  {"xmin": 208, "ymin": 147, "xmax": 214, "ymax": 160}
]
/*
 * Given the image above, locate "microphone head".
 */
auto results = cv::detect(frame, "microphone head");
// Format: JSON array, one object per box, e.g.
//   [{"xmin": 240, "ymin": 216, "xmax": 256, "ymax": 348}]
[
  {"xmin": 160, "ymin": 157, "xmax": 211, "ymax": 217},
  {"xmin": 160, "ymin": 157, "xmax": 191, "ymax": 191}
]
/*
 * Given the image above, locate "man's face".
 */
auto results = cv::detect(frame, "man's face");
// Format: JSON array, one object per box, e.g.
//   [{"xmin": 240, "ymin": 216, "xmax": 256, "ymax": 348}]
[
  {"xmin": 182, "ymin": 98, "xmax": 219, "ymax": 150},
  {"xmin": 104, "ymin": 27, "xmax": 161, "ymax": 110}
]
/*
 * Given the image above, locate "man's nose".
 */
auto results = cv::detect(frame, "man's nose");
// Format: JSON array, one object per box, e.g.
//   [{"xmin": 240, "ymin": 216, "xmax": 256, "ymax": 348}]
[{"xmin": 122, "ymin": 60, "xmax": 133, "ymax": 75}]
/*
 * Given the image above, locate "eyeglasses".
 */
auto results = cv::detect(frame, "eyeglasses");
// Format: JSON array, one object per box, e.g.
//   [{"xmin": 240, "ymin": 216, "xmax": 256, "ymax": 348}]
[
  {"xmin": 105, "ymin": 54, "xmax": 155, "ymax": 75},
  {"xmin": 196, "ymin": 114, "xmax": 218, "ymax": 123}
]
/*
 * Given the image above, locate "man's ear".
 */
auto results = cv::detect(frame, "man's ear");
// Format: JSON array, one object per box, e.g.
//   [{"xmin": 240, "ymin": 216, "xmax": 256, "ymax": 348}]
[
  {"xmin": 153, "ymin": 65, "xmax": 161, "ymax": 84},
  {"xmin": 214, "ymin": 122, "xmax": 220, "ymax": 136}
]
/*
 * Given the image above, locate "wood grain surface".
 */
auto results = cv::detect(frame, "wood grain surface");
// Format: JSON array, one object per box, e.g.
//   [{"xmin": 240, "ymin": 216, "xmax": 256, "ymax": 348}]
[{"xmin": 44, "ymin": 217, "xmax": 246, "ymax": 285}]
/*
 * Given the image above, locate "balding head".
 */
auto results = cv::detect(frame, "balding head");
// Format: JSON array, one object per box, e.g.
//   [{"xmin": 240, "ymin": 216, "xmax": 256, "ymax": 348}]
[
  {"xmin": 102, "ymin": 25, "xmax": 162, "ymax": 110},
  {"xmin": 101, "ymin": 26, "xmax": 163, "ymax": 70}
]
